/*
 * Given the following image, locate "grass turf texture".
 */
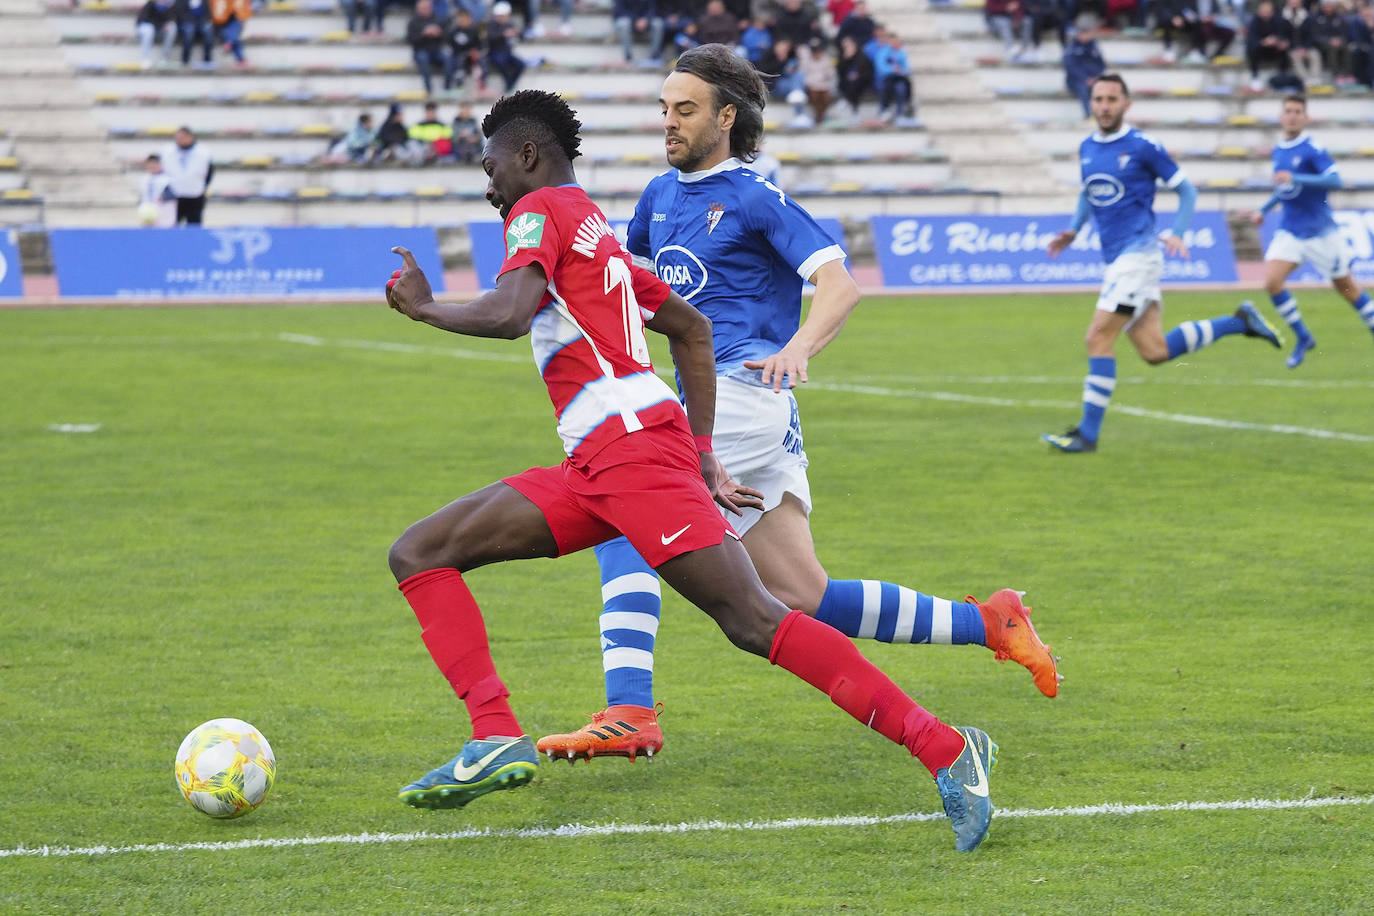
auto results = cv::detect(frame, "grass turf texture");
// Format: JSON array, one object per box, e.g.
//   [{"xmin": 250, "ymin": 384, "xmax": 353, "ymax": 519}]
[{"xmin": 1, "ymin": 292, "xmax": 1371, "ymax": 913}]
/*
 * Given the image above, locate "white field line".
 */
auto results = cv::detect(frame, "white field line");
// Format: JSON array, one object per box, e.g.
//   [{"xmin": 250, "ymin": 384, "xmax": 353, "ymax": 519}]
[
  {"xmin": 272, "ymin": 334, "xmax": 1374, "ymax": 444},
  {"xmin": 3, "ymin": 794, "xmax": 1370, "ymax": 860}
]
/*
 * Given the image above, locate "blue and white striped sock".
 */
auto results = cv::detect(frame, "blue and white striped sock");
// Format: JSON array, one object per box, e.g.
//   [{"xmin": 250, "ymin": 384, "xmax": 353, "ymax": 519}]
[
  {"xmin": 593, "ymin": 536, "xmax": 660, "ymax": 709},
  {"xmin": 1271, "ymin": 290, "xmax": 1312, "ymax": 341},
  {"xmin": 1078, "ymin": 356, "xmax": 1116, "ymax": 442},
  {"xmin": 1353, "ymin": 292, "xmax": 1374, "ymax": 333},
  {"xmin": 1165, "ymin": 314, "xmax": 1246, "ymax": 358},
  {"xmin": 814, "ymin": 579, "xmax": 985, "ymax": 645}
]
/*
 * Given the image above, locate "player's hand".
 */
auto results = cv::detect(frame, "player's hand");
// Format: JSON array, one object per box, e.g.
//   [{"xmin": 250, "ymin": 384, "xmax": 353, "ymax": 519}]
[
  {"xmin": 743, "ymin": 343, "xmax": 809, "ymax": 393},
  {"xmin": 386, "ymin": 246, "xmax": 434, "ymax": 319},
  {"xmin": 700, "ymin": 452, "xmax": 764, "ymax": 515},
  {"xmin": 1047, "ymin": 229, "xmax": 1077, "ymax": 258},
  {"xmin": 1273, "ymin": 170, "xmax": 1293, "ymax": 185},
  {"xmin": 1161, "ymin": 232, "xmax": 1190, "ymax": 258},
  {"xmin": 1244, "ymin": 209, "xmax": 1264, "ymax": 226}
]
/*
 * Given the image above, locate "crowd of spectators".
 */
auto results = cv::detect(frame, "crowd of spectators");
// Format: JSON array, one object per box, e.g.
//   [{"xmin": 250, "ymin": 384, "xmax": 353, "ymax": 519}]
[
  {"xmin": 324, "ymin": 100, "xmax": 485, "ymax": 162},
  {"xmin": 987, "ymin": 0, "xmax": 1374, "ymax": 90},
  {"xmin": 133, "ymin": 0, "xmax": 255, "ymax": 68}
]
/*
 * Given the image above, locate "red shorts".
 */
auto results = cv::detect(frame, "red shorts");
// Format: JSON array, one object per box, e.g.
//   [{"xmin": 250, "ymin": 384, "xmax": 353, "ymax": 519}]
[{"xmin": 503, "ymin": 424, "xmax": 736, "ymax": 568}]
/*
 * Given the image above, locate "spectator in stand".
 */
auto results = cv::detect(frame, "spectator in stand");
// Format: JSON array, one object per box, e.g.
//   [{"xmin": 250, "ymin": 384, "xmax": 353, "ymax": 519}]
[
  {"xmin": 1306, "ymin": 0, "xmax": 1356, "ymax": 84},
  {"xmin": 1101, "ymin": 0, "xmax": 1138, "ymax": 30},
  {"xmin": 160, "ymin": 126, "xmax": 213, "ymax": 225},
  {"xmin": 985, "ymin": 0, "xmax": 1022, "ymax": 60},
  {"xmin": 173, "ymin": 0, "xmax": 215, "ymax": 67},
  {"xmin": 485, "ymin": 2, "xmax": 527, "ymax": 89},
  {"xmin": 210, "ymin": 0, "xmax": 252, "ymax": 67},
  {"xmin": 739, "ymin": 15, "xmax": 773, "ymax": 62},
  {"xmin": 836, "ymin": 32, "xmax": 874, "ymax": 119},
  {"xmin": 408, "ymin": 0, "xmax": 457, "ymax": 95},
  {"xmin": 1159, "ymin": 0, "xmax": 1235, "ymax": 63},
  {"xmin": 825, "ymin": 0, "xmax": 855, "ymax": 36},
  {"xmin": 1280, "ymin": 0, "xmax": 1319, "ymax": 83},
  {"xmin": 1063, "ymin": 22, "xmax": 1105, "ymax": 117},
  {"xmin": 613, "ymin": 0, "xmax": 667, "ymax": 65},
  {"xmin": 771, "ymin": 0, "xmax": 823, "ymax": 47},
  {"xmin": 339, "ymin": 0, "xmax": 381, "ymax": 36},
  {"xmin": 678, "ymin": 0, "xmax": 741, "ymax": 50},
  {"xmin": 448, "ymin": 6, "xmax": 484, "ymax": 88},
  {"xmin": 409, "ymin": 101, "xmax": 455, "ymax": 161},
  {"xmin": 1352, "ymin": 3, "xmax": 1374, "ymax": 88},
  {"xmin": 328, "ymin": 111, "xmax": 376, "ymax": 162},
  {"xmin": 450, "ymin": 101, "xmax": 481, "ymax": 162},
  {"xmin": 1016, "ymin": 0, "xmax": 1067, "ymax": 62},
  {"xmin": 836, "ymin": 0, "xmax": 876, "ymax": 49},
  {"xmin": 659, "ymin": 0, "xmax": 699, "ymax": 53},
  {"xmin": 1246, "ymin": 0, "xmax": 1296, "ymax": 90},
  {"xmin": 137, "ymin": 154, "xmax": 177, "ymax": 227},
  {"xmin": 797, "ymin": 35, "xmax": 837, "ymax": 125},
  {"xmin": 759, "ymin": 36, "xmax": 803, "ymax": 99},
  {"xmin": 872, "ymin": 30, "xmax": 915, "ymax": 125},
  {"xmin": 373, "ymin": 103, "xmax": 416, "ymax": 161},
  {"xmin": 135, "ymin": 0, "xmax": 176, "ymax": 69}
]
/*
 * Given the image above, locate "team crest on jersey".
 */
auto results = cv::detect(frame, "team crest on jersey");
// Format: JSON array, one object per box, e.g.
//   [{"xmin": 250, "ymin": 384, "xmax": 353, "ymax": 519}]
[
  {"xmin": 506, "ymin": 212, "xmax": 546, "ymax": 257},
  {"xmin": 1292, "ymin": 154, "xmax": 1301, "ymax": 167},
  {"xmin": 706, "ymin": 202, "xmax": 725, "ymax": 234},
  {"xmin": 1117, "ymin": 153, "xmax": 1130, "ymax": 170}
]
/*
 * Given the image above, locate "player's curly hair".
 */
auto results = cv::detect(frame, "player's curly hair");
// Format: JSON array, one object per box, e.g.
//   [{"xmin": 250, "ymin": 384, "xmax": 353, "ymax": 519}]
[
  {"xmin": 481, "ymin": 89, "xmax": 583, "ymax": 162},
  {"xmin": 672, "ymin": 44, "xmax": 767, "ymax": 163}
]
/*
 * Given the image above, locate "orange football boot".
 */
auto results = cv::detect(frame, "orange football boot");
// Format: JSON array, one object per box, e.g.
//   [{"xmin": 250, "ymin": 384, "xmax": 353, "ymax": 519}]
[
  {"xmin": 536, "ymin": 703, "xmax": 664, "ymax": 762},
  {"xmin": 969, "ymin": 589, "xmax": 1062, "ymax": 697}
]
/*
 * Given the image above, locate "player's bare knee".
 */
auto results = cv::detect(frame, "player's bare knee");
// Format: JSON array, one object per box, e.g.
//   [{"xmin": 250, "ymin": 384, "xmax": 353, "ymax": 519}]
[
  {"xmin": 711, "ymin": 600, "xmax": 782, "ymax": 657},
  {"xmin": 1141, "ymin": 347, "xmax": 1170, "ymax": 365}
]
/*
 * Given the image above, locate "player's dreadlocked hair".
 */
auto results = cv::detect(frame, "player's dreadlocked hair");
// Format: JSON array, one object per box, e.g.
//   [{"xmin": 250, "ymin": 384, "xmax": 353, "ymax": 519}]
[
  {"xmin": 481, "ymin": 89, "xmax": 582, "ymax": 162},
  {"xmin": 672, "ymin": 44, "xmax": 767, "ymax": 163}
]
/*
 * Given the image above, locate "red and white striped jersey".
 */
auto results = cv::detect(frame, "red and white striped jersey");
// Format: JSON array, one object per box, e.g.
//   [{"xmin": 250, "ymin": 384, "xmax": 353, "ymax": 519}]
[{"xmin": 498, "ymin": 184, "xmax": 686, "ymax": 468}]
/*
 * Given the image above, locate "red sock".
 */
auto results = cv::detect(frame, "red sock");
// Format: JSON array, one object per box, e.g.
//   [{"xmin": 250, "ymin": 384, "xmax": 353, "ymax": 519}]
[
  {"xmin": 398, "ymin": 568, "xmax": 521, "ymax": 740},
  {"xmin": 769, "ymin": 611, "xmax": 965, "ymax": 776}
]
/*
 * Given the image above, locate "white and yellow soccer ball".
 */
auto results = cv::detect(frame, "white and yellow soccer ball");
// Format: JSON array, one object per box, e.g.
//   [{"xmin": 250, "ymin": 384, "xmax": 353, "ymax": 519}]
[{"xmin": 174, "ymin": 718, "xmax": 276, "ymax": 818}]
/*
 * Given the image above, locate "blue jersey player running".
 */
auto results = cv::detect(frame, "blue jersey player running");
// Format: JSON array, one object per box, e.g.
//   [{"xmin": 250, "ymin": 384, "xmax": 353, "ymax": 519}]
[
  {"xmin": 1042, "ymin": 73, "xmax": 1282, "ymax": 454},
  {"xmin": 1243, "ymin": 94, "xmax": 1374, "ymax": 369},
  {"xmin": 537, "ymin": 44, "xmax": 1061, "ymax": 775}
]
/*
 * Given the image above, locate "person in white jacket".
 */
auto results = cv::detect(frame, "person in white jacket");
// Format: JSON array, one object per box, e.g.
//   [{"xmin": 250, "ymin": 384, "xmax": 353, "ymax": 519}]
[
  {"xmin": 137, "ymin": 154, "xmax": 177, "ymax": 227},
  {"xmin": 160, "ymin": 127, "xmax": 214, "ymax": 225}
]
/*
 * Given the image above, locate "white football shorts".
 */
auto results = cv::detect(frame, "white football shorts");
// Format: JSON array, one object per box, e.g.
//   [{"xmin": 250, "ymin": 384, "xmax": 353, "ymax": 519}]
[
  {"xmin": 711, "ymin": 374, "xmax": 811, "ymax": 537},
  {"xmin": 1095, "ymin": 247, "xmax": 1164, "ymax": 329},
  {"xmin": 1265, "ymin": 228, "xmax": 1352, "ymax": 279}
]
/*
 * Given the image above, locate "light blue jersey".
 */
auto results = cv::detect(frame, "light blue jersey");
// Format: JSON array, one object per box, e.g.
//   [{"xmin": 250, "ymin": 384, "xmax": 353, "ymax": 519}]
[
  {"xmin": 1079, "ymin": 125, "xmax": 1184, "ymax": 263},
  {"xmin": 1271, "ymin": 132, "xmax": 1339, "ymax": 239},
  {"xmin": 627, "ymin": 158, "xmax": 845, "ymax": 385}
]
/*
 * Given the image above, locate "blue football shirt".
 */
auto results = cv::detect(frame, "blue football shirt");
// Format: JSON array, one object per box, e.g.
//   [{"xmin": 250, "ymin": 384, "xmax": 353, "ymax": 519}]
[
  {"xmin": 627, "ymin": 158, "xmax": 846, "ymax": 384},
  {"xmin": 1078, "ymin": 125, "xmax": 1184, "ymax": 263},
  {"xmin": 1271, "ymin": 132, "xmax": 1339, "ymax": 239}
]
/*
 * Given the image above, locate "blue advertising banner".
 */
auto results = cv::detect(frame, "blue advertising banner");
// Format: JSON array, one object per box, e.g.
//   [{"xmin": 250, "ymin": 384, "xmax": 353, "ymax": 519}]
[
  {"xmin": 49, "ymin": 226, "xmax": 444, "ymax": 299},
  {"xmin": 1258, "ymin": 208, "xmax": 1374, "ymax": 285},
  {"xmin": 469, "ymin": 217, "xmax": 847, "ymax": 292},
  {"xmin": 0, "ymin": 229, "xmax": 23, "ymax": 298},
  {"xmin": 871, "ymin": 212, "xmax": 1238, "ymax": 289}
]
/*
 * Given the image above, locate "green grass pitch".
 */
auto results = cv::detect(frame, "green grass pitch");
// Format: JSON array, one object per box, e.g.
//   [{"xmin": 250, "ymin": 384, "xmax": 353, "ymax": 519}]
[{"xmin": 1, "ymin": 291, "xmax": 1372, "ymax": 913}]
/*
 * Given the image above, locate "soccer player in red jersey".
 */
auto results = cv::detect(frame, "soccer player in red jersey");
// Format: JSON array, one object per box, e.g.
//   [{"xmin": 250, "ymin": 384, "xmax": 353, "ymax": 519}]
[{"xmin": 385, "ymin": 89, "xmax": 997, "ymax": 851}]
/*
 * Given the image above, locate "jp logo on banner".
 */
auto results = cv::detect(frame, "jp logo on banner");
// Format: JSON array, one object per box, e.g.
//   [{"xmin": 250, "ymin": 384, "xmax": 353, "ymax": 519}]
[
  {"xmin": 49, "ymin": 226, "xmax": 445, "ymax": 298},
  {"xmin": 0, "ymin": 229, "xmax": 23, "ymax": 298},
  {"xmin": 872, "ymin": 213, "xmax": 1238, "ymax": 288},
  {"xmin": 1258, "ymin": 209, "xmax": 1374, "ymax": 285}
]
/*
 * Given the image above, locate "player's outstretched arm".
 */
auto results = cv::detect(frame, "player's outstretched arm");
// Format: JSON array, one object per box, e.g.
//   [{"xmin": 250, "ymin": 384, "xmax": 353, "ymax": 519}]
[
  {"xmin": 386, "ymin": 245, "xmax": 548, "ymax": 339},
  {"xmin": 744, "ymin": 259, "xmax": 860, "ymax": 393}
]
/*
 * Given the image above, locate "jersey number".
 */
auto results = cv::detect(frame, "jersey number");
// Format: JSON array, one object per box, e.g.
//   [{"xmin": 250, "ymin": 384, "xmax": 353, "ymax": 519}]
[{"xmin": 604, "ymin": 255, "xmax": 651, "ymax": 367}]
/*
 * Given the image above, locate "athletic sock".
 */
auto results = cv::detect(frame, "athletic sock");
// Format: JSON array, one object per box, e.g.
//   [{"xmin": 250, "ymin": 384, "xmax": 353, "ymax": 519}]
[
  {"xmin": 398, "ymin": 567, "xmax": 521, "ymax": 740},
  {"xmin": 1165, "ymin": 314, "xmax": 1246, "ymax": 358},
  {"xmin": 1077, "ymin": 355, "xmax": 1116, "ymax": 442},
  {"xmin": 1271, "ymin": 290, "xmax": 1312, "ymax": 341},
  {"xmin": 593, "ymin": 536, "xmax": 660, "ymax": 708},
  {"xmin": 1353, "ymin": 292, "xmax": 1374, "ymax": 333},
  {"xmin": 815, "ymin": 579, "xmax": 985, "ymax": 645},
  {"xmin": 769, "ymin": 611, "xmax": 965, "ymax": 775}
]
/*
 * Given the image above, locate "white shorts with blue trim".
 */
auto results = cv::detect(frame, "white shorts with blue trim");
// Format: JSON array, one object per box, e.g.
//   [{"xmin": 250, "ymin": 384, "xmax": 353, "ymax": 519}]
[
  {"xmin": 712, "ymin": 374, "xmax": 811, "ymax": 537},
  {"xmin": 1095, "ymin": 248, "xmax": 1164, "ymax": 328},
  {"xmin": 1265, "ymin": 229, "xmax": 1351, "ymax": 279}
]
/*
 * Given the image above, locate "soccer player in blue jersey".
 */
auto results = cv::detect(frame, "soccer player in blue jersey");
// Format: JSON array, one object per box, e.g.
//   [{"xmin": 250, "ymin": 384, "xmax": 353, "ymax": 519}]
[
  {"xmin": 536, "ymin": 44, "xmax": 1061, "ymax": 769},
  {"xmin": 1041, "ymin": 73, "xmax": 1283, "ymax": 454},
  {"xmin": 1243, "ymin": 95, "xmax": 1374, "ymax": 369}
]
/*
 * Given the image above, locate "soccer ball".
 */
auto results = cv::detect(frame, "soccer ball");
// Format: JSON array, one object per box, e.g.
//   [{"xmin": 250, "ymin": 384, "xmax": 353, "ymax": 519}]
[{"xmin": 174, "ymin": 718, "xmax": 276, "ymax": 818}]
